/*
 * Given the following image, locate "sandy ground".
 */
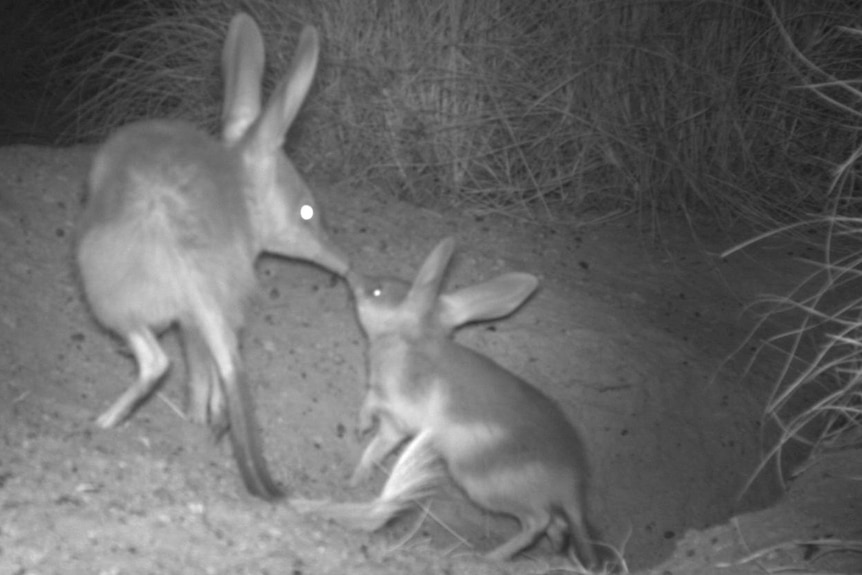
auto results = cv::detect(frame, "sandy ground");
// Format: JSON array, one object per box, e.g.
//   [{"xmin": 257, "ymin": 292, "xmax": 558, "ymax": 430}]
[{"xmin": 1, "ymin": 144, "xmax": 860, "ymax": 574}]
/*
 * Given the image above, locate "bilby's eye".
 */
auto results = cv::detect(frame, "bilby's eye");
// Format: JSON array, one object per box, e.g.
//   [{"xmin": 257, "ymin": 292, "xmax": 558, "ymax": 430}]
[
  {"xmin": 372, "ymin": 288, "xmax": 383, "ymax": 298},
  {"xmin": 300, "ymin": 204, "xmax": 314, "ymax": 221}
]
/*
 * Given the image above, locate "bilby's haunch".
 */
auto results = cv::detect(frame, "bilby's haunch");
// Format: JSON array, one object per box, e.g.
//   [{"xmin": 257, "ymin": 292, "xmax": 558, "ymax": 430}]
[{"xmin": 76, "ymin": 13, "xmax": 349, "ymax": 501}]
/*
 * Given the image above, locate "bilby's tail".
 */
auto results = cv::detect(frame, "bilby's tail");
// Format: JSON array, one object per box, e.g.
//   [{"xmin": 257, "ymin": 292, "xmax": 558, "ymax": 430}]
[
  {"xmin": 223, "ymin": 364, "xmax": 283, "ymax": 499},
  {"xmin": 194, "ymin": 301, "xmax": 283, "ymax": 500}
]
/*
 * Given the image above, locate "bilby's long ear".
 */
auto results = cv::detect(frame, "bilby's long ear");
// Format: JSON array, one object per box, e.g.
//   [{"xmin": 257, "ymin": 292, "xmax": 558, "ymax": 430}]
[
  {"xmin": 404, "ymin": 238, "xmax": 456, "ymax": 318},
  {"xmin": 438, "ymin": 273, "xmax": 539, "ymax": 329},
  {"xmin": 221, "ymin": 13, "xmax": 265, "ymax": 144},
  {"xmin": 244, "ymin": 25, "xmax": 319, "ymax": 156}
]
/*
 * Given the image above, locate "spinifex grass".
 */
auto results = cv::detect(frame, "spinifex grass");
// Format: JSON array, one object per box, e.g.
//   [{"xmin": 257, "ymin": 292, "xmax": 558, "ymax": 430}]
[
  {"xmin": 50, "ymin": 1, "xmax": 248, "ymax": 140},
  {"xmin": 37, "ymin": 0, "xmax": 862, "ymax": 225},
  {"xmin": 724, "ymin": 23, "xmax": 862, "ymax": 491},
  {"xmin": 729, "ymin": 232, "xmax": 862, "ymax": 494}
]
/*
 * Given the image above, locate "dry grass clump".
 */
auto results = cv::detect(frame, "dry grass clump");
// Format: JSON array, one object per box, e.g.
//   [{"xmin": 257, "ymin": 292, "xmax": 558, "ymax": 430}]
[
  {"xmin": 725, "ymin": 24, "xmax": 862, "ymax": 492},
  {"xmin": 33, "ymin": 0, "xmax": 862, "ymax": 225},
  {"xmin": 311, "ymin": 0, "xmax": 862, "ymax": 223},
  {"xmin": 50, "ymin": 0, "xmax": 250, "ymax": 140},
  {"xmin": 0, "ymin": 2, "xmax": 97, "ymax": 144},
  {"xmin": 734, "ymin": 227, "xmax": 862, "ymax": 492}
]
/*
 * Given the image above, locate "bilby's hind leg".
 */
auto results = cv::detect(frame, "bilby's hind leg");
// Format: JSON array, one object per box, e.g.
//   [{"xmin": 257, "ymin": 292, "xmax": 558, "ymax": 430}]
[
  {"xmin": 183, "ymin": 324, "xmax": 227, "ymax": 437},
  {"xmin": 564, "ymin": 504, "xmax": 599, "ymax": 571},
  {"xmin": 484, "ymin": 509, "xmax": 552, "ymax": 561},
  {"xmin": 96, "ymin": 328, "xmax": 170, "ymax": 428},
  {"xmin": 545, "ymin": 515, "xmax": 569, "ymax": 553}
]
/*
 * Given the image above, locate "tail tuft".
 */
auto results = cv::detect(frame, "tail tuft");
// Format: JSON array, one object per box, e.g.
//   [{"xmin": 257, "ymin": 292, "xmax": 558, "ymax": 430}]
[{"xmin": 293, "ymin": 430, "xmax": 444, "ymax": 531}]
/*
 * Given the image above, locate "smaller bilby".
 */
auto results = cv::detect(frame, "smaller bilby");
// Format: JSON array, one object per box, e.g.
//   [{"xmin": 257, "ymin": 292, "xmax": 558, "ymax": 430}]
[{"xmin": 292, "ymin": 238, "xmax": 600, "ymax": 568}]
